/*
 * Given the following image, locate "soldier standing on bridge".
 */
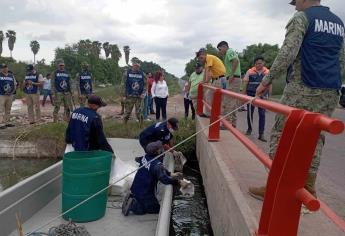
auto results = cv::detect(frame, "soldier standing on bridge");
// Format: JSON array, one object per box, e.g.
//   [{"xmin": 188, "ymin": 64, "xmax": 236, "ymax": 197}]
[
  {"xmin": 76, "ymin": 62, "xmax": 94, "ymax": 107},
  {"xmin": 51, "ymin": 59, "xmax": 74, "ymax": 122},
  {"xmin": 249, "ymin": 0, "xmax": 344, "ymax": 200}
]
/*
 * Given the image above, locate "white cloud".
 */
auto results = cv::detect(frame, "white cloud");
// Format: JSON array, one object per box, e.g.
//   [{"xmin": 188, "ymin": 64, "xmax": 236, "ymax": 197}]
[{"xmin": 0, "ymin": 0, "xmax": 344, "ymax": 77}]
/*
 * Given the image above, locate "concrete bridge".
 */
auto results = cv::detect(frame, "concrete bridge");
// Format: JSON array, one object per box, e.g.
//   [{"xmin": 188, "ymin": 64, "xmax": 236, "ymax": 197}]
[{"xmin": 194, "ymin": 84, "xmax": 345, "ymax": 236}]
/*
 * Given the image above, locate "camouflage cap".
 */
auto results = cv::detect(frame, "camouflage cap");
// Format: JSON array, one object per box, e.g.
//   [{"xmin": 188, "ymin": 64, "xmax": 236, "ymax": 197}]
[
  {"xmin": 289, "ymin": 0, "xmax": 296, "ymax": 5},
  {"xmin": 56, "ymin": 59, "xmax": 65, "ymax": 65}
]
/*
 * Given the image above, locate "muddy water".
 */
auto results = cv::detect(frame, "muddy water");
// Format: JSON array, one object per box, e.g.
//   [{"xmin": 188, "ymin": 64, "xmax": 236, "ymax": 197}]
[
  {"xmin": 0, "ymin": 158, "xmax": 58, "ymax": 192},
  {"xmin": 170, "ymin": 159, "xmax": 213, "ymax": 236}
]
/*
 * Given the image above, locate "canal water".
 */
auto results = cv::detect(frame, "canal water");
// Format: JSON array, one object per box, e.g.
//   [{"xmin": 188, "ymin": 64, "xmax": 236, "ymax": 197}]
[
  {"xmin": 170, "ymin": 158, "xmax": 214, "ymax": 236},
  {"xmin": 0, "ymin": 158, "xmax": 58, "ymax": 192}
]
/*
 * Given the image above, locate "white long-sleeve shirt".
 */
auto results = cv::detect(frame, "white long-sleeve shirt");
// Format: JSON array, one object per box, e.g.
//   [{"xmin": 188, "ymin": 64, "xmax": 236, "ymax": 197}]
[{"xmin": 151, "ymin": 80, "xmax": 169, "ymax": 98}]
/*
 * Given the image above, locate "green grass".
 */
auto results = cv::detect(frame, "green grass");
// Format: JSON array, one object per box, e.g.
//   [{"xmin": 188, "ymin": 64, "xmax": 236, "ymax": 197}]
[
  {"xmin": 94, "ymin": 85, "xmax": 122, "ymax": 104},
  {"xmin": 22, "ymin": 118, "xmax": 196, "ymax": 157},
  {"xmin": 23, "ymin": 122, "xmax": 67, "ymax": 145}
]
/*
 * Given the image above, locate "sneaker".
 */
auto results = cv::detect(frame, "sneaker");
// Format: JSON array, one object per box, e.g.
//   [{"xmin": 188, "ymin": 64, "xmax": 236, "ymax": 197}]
[
  {"xmin": 220, "ymin": 125, "xmax": 226, "ymax": 130},
  {"xmin": 199, "ymin": 113, "xmax": 209, "ymax": 118},
  {"xmin": 0, "ymin": 125, "xmax": 7, "ymax": 130},
  {"xmin": 145, "ymin": 118, "xmax": 151, "ymax": 121},
  {"xmin": 245, "ymin": 129, "xmax": 252, "ymax": 135},
  {"xmin": 122, "ymin": 193, "xmax": 134, "ymax": 216},
  {"xmin": 248, "ymin": 186, "xmax": 266, "ymax": 201},
  {"xmin": 6, "ymin": 124, "xmax": 15, "ymax": 127}
]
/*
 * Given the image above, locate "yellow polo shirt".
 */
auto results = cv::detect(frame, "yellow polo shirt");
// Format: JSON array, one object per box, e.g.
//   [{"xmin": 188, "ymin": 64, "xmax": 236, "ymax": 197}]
[{"xmin": 205, "ymin": 55, "xmax": 226, "ymax": 78}]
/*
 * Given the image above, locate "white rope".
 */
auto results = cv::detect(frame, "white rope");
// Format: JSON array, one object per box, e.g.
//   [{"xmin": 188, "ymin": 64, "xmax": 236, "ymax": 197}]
[{"xmin": 25, "ymin": 97, "xmax": 256, "ymax": 236}]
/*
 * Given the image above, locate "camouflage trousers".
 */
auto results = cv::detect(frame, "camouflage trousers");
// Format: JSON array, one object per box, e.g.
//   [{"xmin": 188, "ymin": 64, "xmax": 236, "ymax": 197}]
[
  {"xmin": 53, "ymin": 92, "xmax": 74, "ymax": 122},
  {"xmin": 0, "ymin": 95, "xmax": 13, "ymax": 125},
  {"xmin": 123, "ymin": 96, "xmax": 143, "ymax": 123},
  {"xmin": 269, "ymin": 80, "xmax": 339, "ymax": 174},
  {"xmin": 26, "ymin": 93, "xmax": 41, "ymax": 123}
]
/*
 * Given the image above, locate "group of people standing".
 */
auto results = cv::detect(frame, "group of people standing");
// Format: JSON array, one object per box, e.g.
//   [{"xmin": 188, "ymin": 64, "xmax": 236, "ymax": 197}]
[
  {"xmin": 183, "ymin": 41, "xmax": 271, "ymax": 141},
  {"xmin": 0, "ymin": 60, "xmax": 95, "ymax": 129},
  {"xmin": 121, "ymin": 59, "xmax": 170, "ymax": 125}
]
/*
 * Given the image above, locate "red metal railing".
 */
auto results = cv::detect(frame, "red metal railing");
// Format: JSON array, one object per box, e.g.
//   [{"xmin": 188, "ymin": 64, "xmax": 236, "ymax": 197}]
[{"xmin": 196, "ymin": 83, "xmax": 345, "ymax": 235}]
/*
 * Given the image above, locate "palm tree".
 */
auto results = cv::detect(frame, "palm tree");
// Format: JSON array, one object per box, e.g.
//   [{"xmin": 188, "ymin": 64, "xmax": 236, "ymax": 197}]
[
  {"xmin": 30, "ymin": 40, "xmax": 40, "ymax": 64},
  {"xmin": 6, "ymin": 30, "xmax": 16, "ymax": 58},
  {"xmin": 0, "ymin": 31, "xmax": 4, "ymax": 57},
  {"xmin": 102, "ymin": 42, "xmax": 111, "ymax": 59},
  {"xmin": 91, "ymin": 41, "xmax": 102, "ymax": 58},
  {"xmin": 123, "ymin": 45, "xmax": 130, "ymax": 65},
  {"xmin": 110, "ymin": 44, "xmax": 122, "ymax": 64}
]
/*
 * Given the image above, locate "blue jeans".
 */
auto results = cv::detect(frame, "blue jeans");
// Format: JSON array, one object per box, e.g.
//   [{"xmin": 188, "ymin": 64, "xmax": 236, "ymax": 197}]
[
  {"xmin": 143, "ymin": 95, "xmax": 149, "ymax": 119},
  {"xmin": 247, "ymin": 103, "xmax": 266, "ymax": 135},
  {"xmin": 148, "ymin": 95, "xmax": 154, "ymax": 113}
]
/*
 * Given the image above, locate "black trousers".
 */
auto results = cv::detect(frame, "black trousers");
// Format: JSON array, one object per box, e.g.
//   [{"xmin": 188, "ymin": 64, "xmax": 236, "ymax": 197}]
[
  {"xmin": 184, "ymin": 98, "xmax": 195, "ymax": 119},
  {"xmin": 155, "ymin": 97, "xmax": 167, "ymax": 120}
]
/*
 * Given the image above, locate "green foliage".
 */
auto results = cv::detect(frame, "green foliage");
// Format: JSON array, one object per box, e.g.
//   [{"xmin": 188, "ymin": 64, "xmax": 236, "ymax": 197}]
[
  {"xmin": 53, "ymin": 40, "xmax": 122, "ymax": 85},
  {"xmin": 173, "ymin": 119, "xmax": 196, "ymax": 158},
  {"xmin": 6, "ymin": 30, "xmax": 16, "ymax": 57},
  {"xmin": 123, "ymin": 45, "xmax": 130, "ymax": 65},
  {"xmin": 0, "ymin": 31, "xmax": 4, "ymax": 57},
  {"xmin": 94, "ymin": 85, "xmax": 122, "ymax": 104},
  {"xmin": 239, "ymin": 43, "xmax": 279, "ymax": 72}
]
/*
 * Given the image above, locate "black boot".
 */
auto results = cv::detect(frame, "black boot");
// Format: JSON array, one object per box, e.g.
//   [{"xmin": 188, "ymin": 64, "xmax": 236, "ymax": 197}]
[
  {"xmin": 258, "ymin": 134, "xmax": 267, "ymax": 142},
  {"xmin": 245, "ymin": 129, "xmax": 252, "ymax": 135}
]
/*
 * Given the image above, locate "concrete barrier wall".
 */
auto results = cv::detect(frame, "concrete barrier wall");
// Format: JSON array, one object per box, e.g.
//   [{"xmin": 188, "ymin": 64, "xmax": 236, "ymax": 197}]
[{"xmin": 196, "ymin": 119, "xmax": 257, "ymax": 236}]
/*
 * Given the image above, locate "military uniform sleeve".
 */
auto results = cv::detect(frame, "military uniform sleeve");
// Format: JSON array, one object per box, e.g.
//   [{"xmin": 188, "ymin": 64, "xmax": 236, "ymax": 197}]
[
  {"xmin": 122, "ymin": 70, "xmax": 128, "ymax": 97},
  {"xmin": 340, "ymin": 41, "xmax": 345, "ymax": 77},
  {"xmin": 91, "ymin": 73, "xmax": 95, "ymax": 94},
  {"xmin": 262, "ymin": 12, "xmax": 309, "ymax": 86},
  {"xmin": 153, "ymin": 164, "xmax": 179, "ymax": 185}
]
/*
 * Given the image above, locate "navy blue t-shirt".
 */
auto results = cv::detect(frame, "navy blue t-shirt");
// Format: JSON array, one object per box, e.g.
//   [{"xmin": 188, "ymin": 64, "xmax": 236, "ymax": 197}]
[{"xmin": 138, "ymin": 122, "xmax": 173, "ymax": 149}]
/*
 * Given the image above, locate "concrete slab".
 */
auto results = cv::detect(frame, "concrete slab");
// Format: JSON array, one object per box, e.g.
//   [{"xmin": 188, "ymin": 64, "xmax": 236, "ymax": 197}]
[{"xmin": 197, "ymin": 118, "xmax": 344, "ymax": 236}]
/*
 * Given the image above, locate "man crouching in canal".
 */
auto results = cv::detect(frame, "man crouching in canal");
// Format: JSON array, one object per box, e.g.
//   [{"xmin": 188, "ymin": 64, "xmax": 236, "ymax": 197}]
[
  {"xmin": 122, "ymin": 141, "xmax": 188, "ymax": 216},
  {"xmin": 65, "ymin": 94, "xmax": 113, "ymax": 153}
]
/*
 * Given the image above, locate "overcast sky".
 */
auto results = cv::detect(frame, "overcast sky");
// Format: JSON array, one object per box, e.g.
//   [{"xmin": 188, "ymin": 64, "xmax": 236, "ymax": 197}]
[{"xmin": 1, "ymin": 0, "xmax": 344, "ymax": 77}]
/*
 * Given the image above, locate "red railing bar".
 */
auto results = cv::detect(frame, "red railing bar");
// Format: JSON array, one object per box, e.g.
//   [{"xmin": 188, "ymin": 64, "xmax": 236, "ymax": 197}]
[
  {"xmin": 295, "ymin": 188, "xmax": 320, "ymax": 211},
  {"xmin": 221, "ymin": 119, "xmax": 272, "ymax": 169},
  {"xmin": 314, "ymin": 115, "xmax": 345, "ymax": 134},
  {"xmin": 319, "ymin": 200, "xmax": 345, "ymax": 232},
  {"xmin": 222, "ymin": 118, "xmax": 321, "ymax": 211},
  {"xmin": 202, "ymin": 100, "xmax": 212, "ymax": 111}
]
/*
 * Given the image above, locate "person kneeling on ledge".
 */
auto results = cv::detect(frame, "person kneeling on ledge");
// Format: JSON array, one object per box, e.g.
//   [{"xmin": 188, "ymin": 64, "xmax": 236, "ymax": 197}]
[{"xmin": 122, "ymin": 140, "xmax": 188, "ymax": 216}]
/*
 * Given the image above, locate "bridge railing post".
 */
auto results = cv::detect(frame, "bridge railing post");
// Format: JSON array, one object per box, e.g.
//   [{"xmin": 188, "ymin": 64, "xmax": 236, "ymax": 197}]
[
  {"xmin": 256, "ymin": 112, "xmax": 338, "ymax": 236},
  {"xmin": 208, "ymin": 88, "xmax": 221, "ymax": 141},
  {"xmin": 196, "ymin": 83, "xmax": 204, "ymax": 116}
]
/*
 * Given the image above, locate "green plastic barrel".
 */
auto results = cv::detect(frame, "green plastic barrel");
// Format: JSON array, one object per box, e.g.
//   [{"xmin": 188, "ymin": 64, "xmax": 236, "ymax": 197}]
[{"xmin": 62, "ymin": 150, "xmax": 112, "ymax": 222}]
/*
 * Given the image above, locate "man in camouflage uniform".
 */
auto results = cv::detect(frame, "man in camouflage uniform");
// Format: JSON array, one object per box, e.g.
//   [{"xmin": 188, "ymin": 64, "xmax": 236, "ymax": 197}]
[
  {"xmin": 76, "ymin": 62, "xmax": 94, "ymax": 107},
  {"xmin": 249, "ymin": 0, "xmax": 344, "ymax": 200},
  {"xmin": 51, "ymin": 60, "xmax": 74, "ymax": 122},
  {"xmin": 123, "ymin": 59, "xmax": 146, "ymax": 125},
  {"xmin": 119, "ymin": 67, "xmax": 128, "ymax": 115},
  {"xmin": 23, "ymin": 64, "xmax": 43, "ymax": 124}
]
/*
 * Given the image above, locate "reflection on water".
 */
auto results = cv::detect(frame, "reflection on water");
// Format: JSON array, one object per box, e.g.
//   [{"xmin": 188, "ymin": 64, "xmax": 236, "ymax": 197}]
[
  {"xmin": 0, "ymin": 158, "xmax": 58, "ymax": 192},
  {"xmin": 170, "ymin": 159, "xmax": 213, "ymax": 236}
]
